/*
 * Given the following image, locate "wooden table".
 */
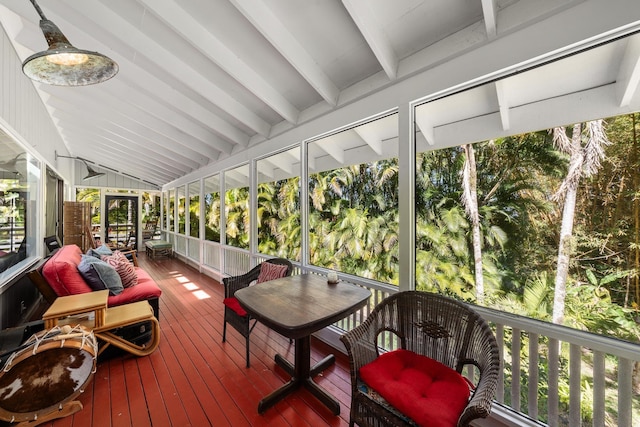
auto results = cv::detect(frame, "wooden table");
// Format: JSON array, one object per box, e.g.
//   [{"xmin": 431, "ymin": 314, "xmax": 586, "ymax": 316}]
[
  {"xmin": 235, "ymin": 274, "xmax": 371, "ymax": 415},
  {"xmin": 42, "ymin": 291, "xmax": 160, "ymax": 357}
]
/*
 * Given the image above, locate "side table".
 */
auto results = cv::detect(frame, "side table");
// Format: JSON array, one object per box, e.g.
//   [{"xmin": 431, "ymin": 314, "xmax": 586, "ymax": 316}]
[{"xmin": 42, "ymin": 291, "xmax": 160, "ymax": 357}]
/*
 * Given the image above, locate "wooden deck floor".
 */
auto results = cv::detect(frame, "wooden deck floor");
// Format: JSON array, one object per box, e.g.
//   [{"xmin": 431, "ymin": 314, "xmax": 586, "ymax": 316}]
[{"xmin": 31, "ymin": 254, "xmax": 354, "ymax": 427}]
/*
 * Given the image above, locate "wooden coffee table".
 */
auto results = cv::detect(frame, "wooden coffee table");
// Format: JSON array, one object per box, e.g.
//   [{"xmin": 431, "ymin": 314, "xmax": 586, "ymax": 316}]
[{"xmin": 42, "ymin": 291, "xmax": 160, "ymax": 357}]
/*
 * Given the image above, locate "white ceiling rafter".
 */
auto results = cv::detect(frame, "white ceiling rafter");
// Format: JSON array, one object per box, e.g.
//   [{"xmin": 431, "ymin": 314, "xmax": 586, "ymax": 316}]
[
  {"xmin": 495, "ymin": 80, "xmax": 510, "ymax": 131},
  {"xmin": 43, "ymin": 86, "xmax": 221, "ymax": 162},
  {"xmin": 0, "ymin": 0, "xmax": 638, "ymax": 188},
  {"xmin": 617, "ymin": 34, "xmax": 640, "ymax": 107},
  {"xmin": 229, "ymin": 0, "xmax": 340, "ymax": 107},
  {"xmin": 481, "ymin": 0, "xmax": 498, "ymax": 40},
  {"xmin": 353, "ymin": 127, "xmax": 383, "ymax": 155},
  {"xmin": 57, "ymin": 0, "xmax": 272, "ymax": 138},
  {"xmin": 342, "ymin": 0, "xmax": 398, "ymax": 80},
  {"xmin": 138, "ymin": 0, "xmax": 300, "ymax": 125},
  {"xmin": 264, "ymin": 154, "xmax": 294, "ymax": 175}
]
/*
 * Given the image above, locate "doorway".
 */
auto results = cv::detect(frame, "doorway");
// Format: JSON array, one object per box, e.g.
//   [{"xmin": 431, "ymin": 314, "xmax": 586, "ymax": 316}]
[{"xmin": 105, "ymin": 195, "xmax": 138, "ymax": 250}]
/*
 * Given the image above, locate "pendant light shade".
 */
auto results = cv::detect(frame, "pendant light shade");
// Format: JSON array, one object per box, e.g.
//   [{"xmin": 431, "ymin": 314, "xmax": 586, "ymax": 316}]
[
  {"xmin": 55, "ymin": 152, "xmax": 106, "ymax": 181},
  {"xmin": 22, "ymin": 0, "xmax": 118, "ymax": 86},
  {"xmin": 82, "ymin": 162, "xmax": 106, "ymax": 181}
]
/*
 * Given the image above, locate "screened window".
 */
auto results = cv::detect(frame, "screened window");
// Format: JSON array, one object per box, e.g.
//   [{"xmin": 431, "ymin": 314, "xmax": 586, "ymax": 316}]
[
  {"xmin": 204, "ymin": 175, "xmax": 220, "ymax": 242},
  {"xmin": 224, "ymin": 165, "xmax": 249, "ymax": 250},
  {"xmin": 188, "ymin": 180, "xmax": 200, "ymax": 239},
  {"xmin": 168, "ymin": 189, "xmax": 175, "ymax": 232},
  {"xmin": 256, "ymin": 148, "xmax": 300, "ymax": 260},
  {"xmin": 307, "ymin": 113, "xmax": 399, "ymax": 283}
]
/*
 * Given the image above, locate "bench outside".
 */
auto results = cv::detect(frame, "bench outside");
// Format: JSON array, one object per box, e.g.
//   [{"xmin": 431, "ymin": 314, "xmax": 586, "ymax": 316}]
[{"xmin": 145, "ymin": 240, "xmax": 172, "ymax": 259}]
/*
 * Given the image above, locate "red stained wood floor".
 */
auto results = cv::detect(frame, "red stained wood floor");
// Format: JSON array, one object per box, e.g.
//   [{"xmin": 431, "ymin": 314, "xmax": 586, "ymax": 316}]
[{"xmin": 17, "ymin": 254, "xmax": 354, "ymax": 427}]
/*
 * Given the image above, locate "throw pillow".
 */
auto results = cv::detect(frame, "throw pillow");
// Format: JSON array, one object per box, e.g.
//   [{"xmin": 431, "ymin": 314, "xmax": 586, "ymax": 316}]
[
  {"xmin": 257, "ymin": 262, "xmax": 288, "ymax": 283},
  {"xmin": 101, "ymin": 251, "xmax": 138, "ymax": 288},
  {"xmin": 359, "ymin": 349, "xmax": 470, "ymax": 427},
  {"xmin": 87, "ymin": 244, "xmax": 113, "ymax": 259},
  {"xmin": 77, "ymin": 254, "xmax": 123, "ymax": 295}
]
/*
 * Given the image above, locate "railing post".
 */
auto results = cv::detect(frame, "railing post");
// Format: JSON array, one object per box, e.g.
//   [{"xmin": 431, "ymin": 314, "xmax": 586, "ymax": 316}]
[
  {"xmin": 569, "ymin": 344, "xmax": 581, "ymax": 425},
  {"xmin": 548, "ymin": 338, "xmax": 560, "ymax": 427},
  {"xmin": 528, "ymin": 333, "xmax": 539, "ymax": 419},
  {"xmin": 593, "ymin": 351, "xmax": 605, "ymax": 427},
  {"xmin": 618, "ymin": 358, "xmax": 633, "ymax": 427}
]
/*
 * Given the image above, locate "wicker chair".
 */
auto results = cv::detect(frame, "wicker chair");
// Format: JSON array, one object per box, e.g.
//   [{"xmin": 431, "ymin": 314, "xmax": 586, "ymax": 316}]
[
  {"xmin": 222, "ymin": 258, "xmax": 293, "ymax": 367},
  {"xmin": 340, "ymin": 291, "xmax": 500, "ymax": 427}
]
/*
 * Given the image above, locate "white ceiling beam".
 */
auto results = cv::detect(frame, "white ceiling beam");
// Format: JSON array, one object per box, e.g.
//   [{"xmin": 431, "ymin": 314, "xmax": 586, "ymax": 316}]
[
  {"xmin": 256, "ymin": 161, "xmax": 276, "ymax": 180},
  {"xmin": 11, "ymin": 8, "xmax": 251, "ymax": 148},
  {"xmin": 263, "ymin": 153, "xmax": 294, "ymax": 175},
  {"xmin": 352, "ymin": 127, "xmax": 383, "ymax": 155},
  {"xmin": 495, "ymin": 80, "xmax": 510, "ymax": 131},
  {"xmin": 57, "ymin": 0, "xmax": 272, "ymax": 137},
  {"xmin": 229, "ymin": 0, "xmax": 340, "ymax": 106},
  {"xmin": 103, "ymin": 80, "xmax": 233, "ymax": 155},
  {"xmin": 138, "ymin": 0, "xmax": 300, "ymax": 124},
  {"xmin": 481, "ymin": 0, "xmax": 498, "ymax": 40},
  {"xmin": 42, "ymin": 86, "xmax": 221, "ymax": 162},
  {"xmin": 319, "ymin": 141, "xmax": 346, "ymax": 165},
  {"xmin": 341, "ymin": 0, "xmax": 398, "ymax": 80},
  {"xmin": 59, "ymin": 135, "xmax": 178, "ymax": 184},
  {"xmin": 54, "ymin": 118, "xmax": 189, "ymax": 179},
  {"xmin": 60, "ymin": 139, "xmax": 179, "ymax": 183},
  {"xmin": 414, "ymin": 115, "xmax": 435, "ymax": 146},
  {"xmin": 617, "ymin": 34, "xmax": 640, "ymax": 107}
]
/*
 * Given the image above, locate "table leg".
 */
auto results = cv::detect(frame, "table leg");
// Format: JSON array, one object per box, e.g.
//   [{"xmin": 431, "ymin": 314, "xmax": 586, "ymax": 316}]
[{"xmin": 258, "ymin": 336, "xmax": 340, "ymax": 415}]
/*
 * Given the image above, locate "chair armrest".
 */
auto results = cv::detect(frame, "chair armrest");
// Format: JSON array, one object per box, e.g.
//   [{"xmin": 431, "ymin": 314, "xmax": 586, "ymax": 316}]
[
  {"xmin": 118, "ymin": 249, "xmax": 139, "ymax": 267},
  {"xmin": 222, "ymin": 266, "xmax": 261, "ymax": 298},
  {"xmin": 340, "ymin": 319, "xmax": 383, "ymax": 378},
  {"xmin": 459, "ymin": 363, "xmax": 499, "ymax": 424}
]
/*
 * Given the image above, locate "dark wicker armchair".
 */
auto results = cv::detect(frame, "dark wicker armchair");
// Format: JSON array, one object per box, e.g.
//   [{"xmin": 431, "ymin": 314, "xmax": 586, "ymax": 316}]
[
  {"xmin": 340, "ymin": 291, "xmax": 500, "ymax": 427},
  {"xmin": 222, "ymin": 258, "xmax": 293, "ymax": 367}
]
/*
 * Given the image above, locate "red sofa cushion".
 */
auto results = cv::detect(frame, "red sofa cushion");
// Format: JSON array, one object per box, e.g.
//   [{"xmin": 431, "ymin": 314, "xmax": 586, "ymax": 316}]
[
  {"xmin": 359, "ymin": 349, "xmax": 470, "ymax": 427},
  {"xmin": 41, "ymin": 244, "xmax": 162, "ymax": 308},
  {"xmin": 108, "ymin": 267, "xmax": 162, "ymax": 307},
  {"xmin": 42, "ymin": 245, "xmax": 92, "ymax": 296}
]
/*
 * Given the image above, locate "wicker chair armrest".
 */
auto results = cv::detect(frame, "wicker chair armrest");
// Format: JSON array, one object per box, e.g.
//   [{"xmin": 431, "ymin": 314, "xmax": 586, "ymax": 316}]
[
  {"xmin": 459, "ymin": 365, "xmax": 499, "ymax": 425},
  {"xmin": 340, "ymin": 321, "xmax": 382, "ymax": 373},
  {"xmin": 222, "ymin": 268, "xmax": 261, "ymax": 297}
]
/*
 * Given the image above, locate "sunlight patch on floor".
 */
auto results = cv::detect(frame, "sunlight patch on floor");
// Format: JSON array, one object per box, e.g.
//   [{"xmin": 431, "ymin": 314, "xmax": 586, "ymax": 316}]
[
  {"xmin": 193, "ymin": 290, "xmax": 210, "ymax": 300},
  {"xmin": 183, "ymin": 282, "xmax": 198, "ymax": 291}
]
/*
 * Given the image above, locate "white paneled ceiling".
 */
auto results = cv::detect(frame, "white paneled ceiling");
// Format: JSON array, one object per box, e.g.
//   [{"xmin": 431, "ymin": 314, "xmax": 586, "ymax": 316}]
[{"xmin": 1, "ymin": 0, "xmax": 640, "ymax": 188}]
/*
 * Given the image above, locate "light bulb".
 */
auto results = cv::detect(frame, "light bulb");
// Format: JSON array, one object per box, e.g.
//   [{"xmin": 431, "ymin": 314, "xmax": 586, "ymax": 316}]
[{"xmin": 46, "ymin": 52, "xmax": 89, "ymax": 66}]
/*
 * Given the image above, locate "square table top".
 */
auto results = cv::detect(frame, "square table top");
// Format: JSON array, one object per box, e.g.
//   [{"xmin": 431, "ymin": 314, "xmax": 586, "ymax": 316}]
[
  {"xmin": 42, "ymin": 290, "xmax": 109, "ymax": 320},
  {"xmin": 235, "ymin": 273, "xmax": 371, "ymax": 339}
]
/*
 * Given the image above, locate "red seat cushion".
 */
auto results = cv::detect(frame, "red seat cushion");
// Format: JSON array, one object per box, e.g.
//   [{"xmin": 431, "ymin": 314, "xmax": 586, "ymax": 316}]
[
  {"xmin": 359, "ymin": 349, "xmax": 470, "ymax": 427},
  {"xmin": 223, "ymin": 297, "xmax": 247, "ymax": 316}
]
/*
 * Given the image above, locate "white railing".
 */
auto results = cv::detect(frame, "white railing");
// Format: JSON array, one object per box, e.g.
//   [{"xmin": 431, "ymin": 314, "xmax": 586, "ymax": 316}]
[
  {"xmin": 163, "ymin": 241, "xmax": 640, "ymax": 426},
  {"xmin": 336, "ymin": 283, "xmax": 640, "ymax": 427}
]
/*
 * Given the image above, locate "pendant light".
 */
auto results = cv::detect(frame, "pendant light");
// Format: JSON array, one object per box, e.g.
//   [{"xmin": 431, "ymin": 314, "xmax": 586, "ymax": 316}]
[{"xmin": 22, "ymin": 0, "xmax": 118, "ymax": 86}]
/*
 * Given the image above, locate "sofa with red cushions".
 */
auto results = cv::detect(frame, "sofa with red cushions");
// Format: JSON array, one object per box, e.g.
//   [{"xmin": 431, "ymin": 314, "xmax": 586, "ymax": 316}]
[{"xmin": 29, "ymin": 244, "xmax": 162, "ymax": 319}]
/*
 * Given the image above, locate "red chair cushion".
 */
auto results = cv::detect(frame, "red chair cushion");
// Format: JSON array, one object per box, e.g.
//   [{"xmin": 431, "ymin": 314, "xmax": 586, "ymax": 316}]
[
  {"xmin": 257, "ymin": 262, "xmax": 288, "ymax": 283},
  {"xmin": 359, "ymin": 349, "xmax": 470, "ymax": 427},
  {"xmin": 223, "ymin": 297, "xmax": 247, "ymax": 316}
]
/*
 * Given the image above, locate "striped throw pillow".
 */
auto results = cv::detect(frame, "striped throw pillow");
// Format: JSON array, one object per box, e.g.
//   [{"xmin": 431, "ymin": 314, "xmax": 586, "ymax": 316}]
[
  {"xmin": 257, "ymin": 262, "xmax": 288, "ymax": 283},
  {"xmin": 102, "ymin": 251, "xmax": 138, "ymax": 288}
]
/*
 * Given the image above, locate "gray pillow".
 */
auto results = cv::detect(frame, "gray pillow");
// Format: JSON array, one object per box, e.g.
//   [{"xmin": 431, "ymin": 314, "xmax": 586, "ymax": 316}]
[
  {"xmin": 77, "ymin": 254, "xmax": 123, "ymax": 295},
  {"xmin": 86, "ymin": 244, "xmax": 113, "ymax": 259}
]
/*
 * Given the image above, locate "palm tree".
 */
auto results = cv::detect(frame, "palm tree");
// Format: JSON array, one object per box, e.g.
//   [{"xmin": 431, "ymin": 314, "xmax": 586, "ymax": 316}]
[
  {"xmin": 551, "ymin": 120, "xmax": 611, "ymax": 324},
  {"xmin": 461, "ymin": 143, "xmax": 484, "ymax": 303}
]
